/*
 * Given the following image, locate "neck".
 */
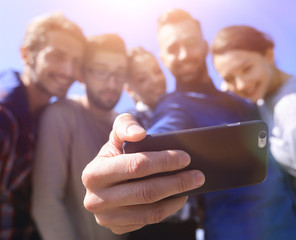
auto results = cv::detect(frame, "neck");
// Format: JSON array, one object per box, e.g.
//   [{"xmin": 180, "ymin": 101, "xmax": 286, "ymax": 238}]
[
  {"xmin": 176, "ymin": 69, "xmax": 214, "ymax": 92},
  {"xmin": 20, "ymin": 70, "xmax": 51, "ymax": 115}
]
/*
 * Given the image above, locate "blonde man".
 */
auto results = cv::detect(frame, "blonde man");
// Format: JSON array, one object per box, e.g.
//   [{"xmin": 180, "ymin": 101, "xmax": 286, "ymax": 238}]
[{"xmin": 0, "ymin": 12, "xmax": 85, "ymax": 239}]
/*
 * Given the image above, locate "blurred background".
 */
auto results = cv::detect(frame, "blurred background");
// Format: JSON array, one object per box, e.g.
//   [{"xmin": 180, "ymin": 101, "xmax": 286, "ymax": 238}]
[{"xmin": 1, "ymin": 0, "xmax": 295, "ymax": 113}]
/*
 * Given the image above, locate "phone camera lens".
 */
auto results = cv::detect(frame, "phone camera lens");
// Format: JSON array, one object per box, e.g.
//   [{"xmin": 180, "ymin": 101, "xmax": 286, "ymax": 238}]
[
  {"xmin": 258, "ymin": 131, "xmax": 267, "ymax": 148},
  {"xmin": 259, "ymin": 131, "xmax": 266, "ymax": 139}
]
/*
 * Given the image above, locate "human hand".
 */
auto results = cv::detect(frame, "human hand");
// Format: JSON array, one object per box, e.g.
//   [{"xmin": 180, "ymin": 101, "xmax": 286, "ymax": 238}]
[{"xmin": 82, "ymin": 113, "xmax": 205, "ymax": 234}]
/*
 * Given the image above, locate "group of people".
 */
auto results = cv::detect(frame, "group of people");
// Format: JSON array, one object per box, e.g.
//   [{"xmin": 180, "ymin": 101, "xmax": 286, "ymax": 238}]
[{"xmin": 1, "ymin": 7, "xmax": 296, "ymax": 240}]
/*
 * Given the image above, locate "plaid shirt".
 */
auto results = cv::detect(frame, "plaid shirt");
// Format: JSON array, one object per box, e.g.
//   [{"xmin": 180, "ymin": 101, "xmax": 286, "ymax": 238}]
[{"xmin": 0, "ymin": 70, "xmax": 40, "ymax": 240}]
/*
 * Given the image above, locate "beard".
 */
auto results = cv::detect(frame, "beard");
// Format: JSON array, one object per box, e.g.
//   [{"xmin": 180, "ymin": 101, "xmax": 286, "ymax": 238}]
[
  {"xmin": 86, "ymin": 89, "xmax": 120, "ymax": 111},
  {"xmin": 173, "ymin": 58, "xmax": 207, "ymax": 85}
]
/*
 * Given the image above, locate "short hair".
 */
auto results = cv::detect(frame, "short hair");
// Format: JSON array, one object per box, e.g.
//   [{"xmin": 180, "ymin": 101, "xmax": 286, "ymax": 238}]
[
  {"xmin": 157, "ymin": 8, "xmax": 201, "ymax": 33},
  {"xmin": 83, "ymin": 34, "xmax": 127, "ymax": 66},
  {"xmin": 127, "ymin": 46, "xmax": 155, "ymax": 82},
  {"xmin": 22, "ymin": 11, "xmax": 85, "ymax": 53},
  {"xmin": 211, "ymin": 25, "xmax": 274, "ymax": 55}
]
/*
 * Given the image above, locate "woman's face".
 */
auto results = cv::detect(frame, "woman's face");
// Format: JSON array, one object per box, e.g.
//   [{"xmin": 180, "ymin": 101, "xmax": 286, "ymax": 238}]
[{"xmin": 213, "ymin": 49, "xmax": 274, "ymax": 103}]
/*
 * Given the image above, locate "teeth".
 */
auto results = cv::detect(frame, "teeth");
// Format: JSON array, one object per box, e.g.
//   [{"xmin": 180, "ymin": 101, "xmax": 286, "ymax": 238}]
[{"xmin": 53, "ymin": 76, "xmax": 71, "ymax": 85}]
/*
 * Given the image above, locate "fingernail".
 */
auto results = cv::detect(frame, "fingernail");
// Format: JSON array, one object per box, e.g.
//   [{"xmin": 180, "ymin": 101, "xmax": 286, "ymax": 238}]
[
  {"xmin": 193, "ymin": 171, "xmax": 205, "ymax": 187},
  {"xmin": 127, "ymin": 124, "xmax": 145, "ymax": 135},
  {"xmin": 179, "ymin": 152, "xmax": 191, "ymax": 167}
]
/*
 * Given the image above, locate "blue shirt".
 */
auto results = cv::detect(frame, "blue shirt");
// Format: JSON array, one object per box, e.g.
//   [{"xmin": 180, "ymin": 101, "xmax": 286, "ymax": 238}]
[{"xmin": 147, "ymin": 81, "xmax": 296, "ymax": 240}]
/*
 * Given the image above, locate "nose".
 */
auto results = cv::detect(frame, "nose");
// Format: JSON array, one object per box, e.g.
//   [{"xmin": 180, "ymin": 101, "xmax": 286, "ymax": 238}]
[
  {"xmin": 106, "ymin": 74, "xmax": 117, "ymax": 88},
  {"xmin": 60, "ymin": 61, "xmax": 75, "ymax": 77},
  {"xmin": 152, "ymin": 73, "xmax": 165, "ymax": 89},
  {"xmin": 178, "ymin": 46, "xmax": 189, "ymax": 61},
  {"xmin": 235, "ymin": 76, "xmax": 249, "ymax": 92}
]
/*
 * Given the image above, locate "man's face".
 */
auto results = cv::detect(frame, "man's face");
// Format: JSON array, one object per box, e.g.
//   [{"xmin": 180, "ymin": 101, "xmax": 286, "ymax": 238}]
[
  {"xmin": 28, "ymin": 29, "xmax": 84, "ymax": 98},
  {"xmin": 129, "ymin": 53, "xmax": 166, "ymax": 109},
  {"xmin": 83, "ymin": 51, "xmax": 127, "ymax": 111},
  {"xmin": 158, "ymin": 19, "xmax": 208, "ymax": 84}
]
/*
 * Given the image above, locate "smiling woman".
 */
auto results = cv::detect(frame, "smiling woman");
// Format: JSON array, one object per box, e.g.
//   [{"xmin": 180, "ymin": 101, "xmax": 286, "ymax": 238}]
[{"xmin": 211, "ymin": 24, "xmax": 296, "ymax": 187}]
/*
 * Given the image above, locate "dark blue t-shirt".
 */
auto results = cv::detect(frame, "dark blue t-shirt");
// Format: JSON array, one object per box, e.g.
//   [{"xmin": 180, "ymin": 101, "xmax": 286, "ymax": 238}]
[{"xmin": 146, "ymin": 82, "xmax": 296, "ymax": 240}]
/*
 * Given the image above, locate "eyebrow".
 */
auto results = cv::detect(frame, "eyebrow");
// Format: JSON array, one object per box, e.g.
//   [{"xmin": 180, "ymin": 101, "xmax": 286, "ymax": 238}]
[
  {"xmin": 222, "ymin": 58, "xmax": 251, "ymax": 80},
  {"xmin": 235, "ymin": 58, "xmax": 250, "ymax": 67}
]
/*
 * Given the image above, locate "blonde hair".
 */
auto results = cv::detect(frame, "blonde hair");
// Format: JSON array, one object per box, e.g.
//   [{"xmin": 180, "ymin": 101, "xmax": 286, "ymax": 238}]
[
  {"xmin": 83, "ymin": 34, "xmax": 127, "ymax": 67},
  {"xmin": 157, "ymin": 8, "xmax": 202, "ymax": 34},
  {"xmin": 22, "ymin": 11, "xmax": 85, "ymax": 54}
]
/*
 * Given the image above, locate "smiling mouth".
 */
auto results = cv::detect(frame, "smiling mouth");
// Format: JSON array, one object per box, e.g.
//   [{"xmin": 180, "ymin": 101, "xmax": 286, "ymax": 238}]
[
  {"xmin": 247, "ymin": 82, "xmax": 260, "ymax": 96},
  {"xmin": 51, "ymin": 74, "xmax": 74, "ymax": 86},
  {"xmin": 241, "ymin": 82, "xmax": 260, "ymax": 101}
]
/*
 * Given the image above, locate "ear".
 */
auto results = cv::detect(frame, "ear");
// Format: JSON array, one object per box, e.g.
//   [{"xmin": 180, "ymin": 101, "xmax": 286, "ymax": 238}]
[
  {"xmin": 265, "ymin": 48, "xmax": 275, "ymax": 65},
  {"xmin": 124, "ymin": 83, "xmax": 138, "ymax": 102},
  {"xmin": 77, "ymin": 68, "xmax": 85, "ymax": 83},
  {"xmin": 20, "ymin": 46, "xmax": 35, "ymax": 66},
  {"xmin": 159, "ymin": 51, "xmax": 168, "ymax": 68},
  {"xmin": 124, "ymin": 83, "xmax": 133, "ymax": 96},
  {"xmin": 220, "ymin": 81, "xmax": 229, "ymax": 92}
]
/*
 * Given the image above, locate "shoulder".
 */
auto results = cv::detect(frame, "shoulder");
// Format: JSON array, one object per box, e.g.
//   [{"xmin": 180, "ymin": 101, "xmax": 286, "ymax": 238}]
[
  {"xmin": 275, "ymin": 92, "xmax": 296, "ymax": 114},
  {"xmin": 44, "ymin": 98, "xmax": 82, "ymax": 115},
  {"xmin": 157, "ymin": 91, "xmax": 196, "ymax": 107},
  {"xmin": 0, "ymin": 105, "xmax": 18, "ymax": 144},
  {"xmin": 0, "ymin": 69, "xmax": 21, "ymax": 90},
  {"xmin": 223, "ymin": 90, "xmax": 257, "ymax": 110},
  {"xmin": 0, "ymin": 105, "xmax": 17, "ymax": 128},
  {"xmin": 273, "ymin": 77, "xmax": 296, "ymax": 113},
  {"xmin": 0, "ymin": 70, "xmax": 22, "ymax": 100},
  {"xmin": 40, "ymin": 98, "xmax": 83, "ymax": 125}
]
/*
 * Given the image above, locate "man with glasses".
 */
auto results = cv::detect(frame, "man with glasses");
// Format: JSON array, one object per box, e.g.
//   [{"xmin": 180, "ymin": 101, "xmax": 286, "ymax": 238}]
[{"xmin": 31, "ymin": 34, "xmax": 128, "ymax": 240}]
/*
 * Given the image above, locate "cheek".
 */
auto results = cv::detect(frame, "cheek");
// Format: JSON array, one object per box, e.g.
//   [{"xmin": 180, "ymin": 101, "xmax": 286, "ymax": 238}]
[
  {"xmin": 87, "ymin": 80, "xmax": 103, "ymax": 92},
  {"xmin": 250, "ymin": 67, "xmax": 269, "ymax": 88},
  {"xmin": 191, "ymin": 47, "xmax": 205, "ymax": 58},
  {"xmin": 163, "ymin": 54, "xmax": 176, "ymax": 68}
]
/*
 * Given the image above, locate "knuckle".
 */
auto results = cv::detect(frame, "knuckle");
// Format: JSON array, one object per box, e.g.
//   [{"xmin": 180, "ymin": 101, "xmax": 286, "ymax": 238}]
[
  {"xmin": 159, "ymin": 151, "xmax": 173, "ymax": 171},
  {"xmin": 94, "ymin": 214, "xmax": 110, "ymax": 228},
  {"xmin": 81, "ymin": 164, "xmax": 102, "ymax": 189},
  {"xmin": 83, "ymin": 192, "xmax": 105, "ymax": 213},
  {"xmin": 81, "ymin": 167, "xmax": 91, "ymax": 187},
  {"xmin": 176, "ymin": 174, "xmax": 188, "ymax": 194},
  {"xmin": 136, "ymin": 182, "xmax": 156, "ymax": 203},
  {"xmin": 128, "ymin": 153, "xmax": 148, "ymax": 177},
  {"xmin": 149, "ymin": 207, "xmax": 165, "ymax": 224}
]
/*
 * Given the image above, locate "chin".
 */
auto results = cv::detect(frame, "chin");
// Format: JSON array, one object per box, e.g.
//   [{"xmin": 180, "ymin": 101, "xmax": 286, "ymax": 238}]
[
  {"xmin": 54, "ymin": 92, "xmax": 67, "ymax": 98},
  {"xmin": 180, "ymin": 76, "xmax": 196, "ymax": 84}
]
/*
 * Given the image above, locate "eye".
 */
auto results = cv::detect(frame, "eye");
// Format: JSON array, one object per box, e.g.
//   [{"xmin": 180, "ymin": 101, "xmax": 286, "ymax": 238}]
[
  {"xmin": 186, "ymin": 39, "xmax": 196, "ymax": 47},
  {"xmin": 224, "ymin": 76, "xmax": 234, "ymax": 84},
  {"xmin": 135, "ymin": 76, "xmax": 147, "ymax": 84},
  {"xmin": 49, "ymin": 51, "xmax": 63, "ymax": 60},
  {"xmin": 154, "ymin": 68, "xmax": 162, "ymax": 76},
  {"xmin": 116, "ymin": 72, "xmax": 128, "ymax": 79},
  {"xmin": 242, "ymin": 65, "xmax": 251, "ymax": 74},
  {"xmin": 168, "ymin": 44, "xmax": 178, "ymax": 54},
  {"xmin": 73, "ymin": 58, "xmax": 81, "ymax": 68}
]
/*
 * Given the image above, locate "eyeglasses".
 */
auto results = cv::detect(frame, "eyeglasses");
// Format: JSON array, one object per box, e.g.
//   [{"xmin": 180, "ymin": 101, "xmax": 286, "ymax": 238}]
[{"xmin": 87, "ymin": 68, "xmax": 127, "ymax": 82}]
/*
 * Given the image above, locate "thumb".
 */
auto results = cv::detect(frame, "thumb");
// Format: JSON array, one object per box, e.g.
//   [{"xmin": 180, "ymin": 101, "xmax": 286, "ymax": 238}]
[
  {"xmin": 100, "ymin": 113, "xmax": 146, "ymax": 157},
  {"xmin": 113, "ymin": 113, "xmax": 146, "ymax": 143}
]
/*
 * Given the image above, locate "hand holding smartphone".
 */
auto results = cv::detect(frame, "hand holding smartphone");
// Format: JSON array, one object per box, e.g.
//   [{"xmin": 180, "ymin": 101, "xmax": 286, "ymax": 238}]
[{"xmin": 123, "ymin": 120, "xmax": 268, "ymax": 196}]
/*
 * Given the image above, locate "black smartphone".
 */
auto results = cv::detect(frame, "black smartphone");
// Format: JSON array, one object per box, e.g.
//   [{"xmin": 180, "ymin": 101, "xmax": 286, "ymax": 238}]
[{"xmin": 123, "ymin": 120, "xmax": 268, "ymax": 196}]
